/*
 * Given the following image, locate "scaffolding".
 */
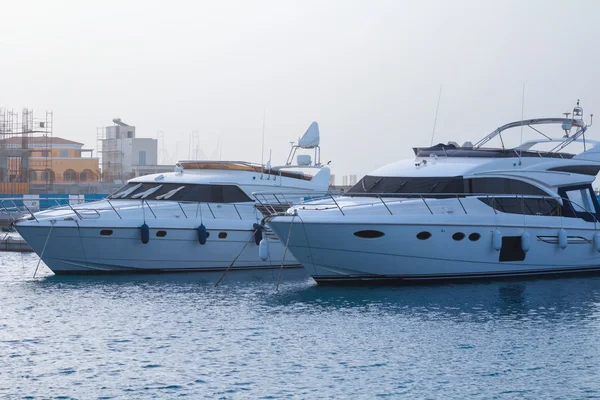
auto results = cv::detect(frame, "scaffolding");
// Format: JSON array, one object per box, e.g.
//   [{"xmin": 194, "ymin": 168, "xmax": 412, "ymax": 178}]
[{"xmin": 0, "ymin": 108, "xmax": 53, "ymax": 193}]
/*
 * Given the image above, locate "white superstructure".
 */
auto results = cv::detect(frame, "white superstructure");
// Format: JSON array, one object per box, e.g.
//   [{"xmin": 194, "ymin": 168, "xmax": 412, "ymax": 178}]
[
  {"xmin": 266, "ymin": 101, "xmax": 600, "ymax": 284},
  {"xmin": 15, "ymin": 122, "xmax": 330, "ymax": 275}
]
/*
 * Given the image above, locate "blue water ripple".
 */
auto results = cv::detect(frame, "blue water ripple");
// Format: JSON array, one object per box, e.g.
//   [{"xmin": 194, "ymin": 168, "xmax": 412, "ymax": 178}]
[{"xmin": 1, "ymin": 257, "xmax": 600, "ymax": 398}]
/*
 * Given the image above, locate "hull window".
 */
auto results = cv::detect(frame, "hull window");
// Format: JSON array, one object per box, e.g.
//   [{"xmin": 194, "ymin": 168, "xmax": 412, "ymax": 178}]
[
  {"xmin": 416, "ymin": 231, "xmax": 432, "ymax": 240},
  {"xmin": 353, "ymin": 230, "xmax": 385, "ymax": 239},
  {"xmin": 218, "ymin": 232, "xmax": 228, "ymax": 239},
  {"xmin": 452, "ymin": 232, "xmax": 465, "ymax": 241},
  {"xmin": 156, "ymin": 230, "xmax": 167, "ymax": 237},
  {"xmin": 100, "ymin": 230, "xmax": 113, "ymax": 236},
  {"xmin": 499, "ymin": 236, "xmax": 526, "ymax": 262},
  {"xmin": 468, "ymin": 233, "xmax": 481, "ymax": 241}
]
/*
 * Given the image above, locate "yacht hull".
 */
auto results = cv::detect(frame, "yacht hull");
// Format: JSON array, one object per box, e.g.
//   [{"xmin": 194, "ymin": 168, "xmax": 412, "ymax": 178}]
[
  {"xmin": 268, "ymin": 216, "xmax": 600, "ymax": 284},
  {"xmin": 17, "ymin": 224, "xmax": 300, "ymax": 275}
]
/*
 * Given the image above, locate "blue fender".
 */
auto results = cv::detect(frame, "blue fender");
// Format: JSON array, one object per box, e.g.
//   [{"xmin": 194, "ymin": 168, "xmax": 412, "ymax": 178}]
[
  {"xmin": 140, "ymin": 223, "xmax": 150, "ymax": 244},
  {"xmin": 198, "ymin": 224, "xmax": 207, "ymax": 245}
]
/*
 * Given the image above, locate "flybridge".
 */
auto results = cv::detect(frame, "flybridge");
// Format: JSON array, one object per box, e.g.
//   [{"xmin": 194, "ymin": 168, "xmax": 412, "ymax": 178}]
[
  {"xmin": 414, "ymin": 101, "xmax": 594, "ymax": 159},
  {"xmin": 173, "ymin": 122, "xmax": 324, "ymax": 182}
]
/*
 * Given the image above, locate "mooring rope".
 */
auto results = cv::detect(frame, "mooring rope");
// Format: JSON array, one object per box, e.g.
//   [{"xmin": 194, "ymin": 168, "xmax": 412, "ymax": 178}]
[
  {"xmin": 75, "ymin": 220, "xmax": 89, "ymax": 268},
  {"xmin": 215, "ymin": 228, "xmax": 259, "ymax": 287},
  {"xmin": 276, "ymin": 215, "xmax": 296, "ymax": 291},
  {"xmin": 296, "ymin": 214, "xmax": 317, "ymax": 277},
  {"xmin": 33, "ymin": 220, "xmax": 55, "ymax": 278}
]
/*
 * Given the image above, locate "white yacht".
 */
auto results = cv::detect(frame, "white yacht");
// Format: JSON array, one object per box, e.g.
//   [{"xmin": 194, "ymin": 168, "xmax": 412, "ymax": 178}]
[
  {"xmin": 14, "ymin": 122, "xmax": 330, "ymax": 274},
  {"xmin": 265, "ymin": 101, "xmax": 600, "ymax": 284}
]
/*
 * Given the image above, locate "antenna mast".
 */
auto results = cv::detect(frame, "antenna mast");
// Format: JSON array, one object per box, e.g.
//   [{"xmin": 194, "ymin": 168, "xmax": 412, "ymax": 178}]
[
  {"xmin": 260, "ymin": 109, "xmax": 265, "ymax": 179},
  {"xmin": 430, "ymin": 84, "xmax": 443, "ymax": 146},
  {"xmin": 518, "ymin": 82, "xmax": 525, "ymax": 164}
]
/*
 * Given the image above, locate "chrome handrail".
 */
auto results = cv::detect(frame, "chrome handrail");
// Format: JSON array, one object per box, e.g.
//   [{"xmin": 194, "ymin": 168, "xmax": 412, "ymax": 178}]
[
  {"xmin": 420, "ymin": 195, "xmax": 433, "ymax": 215},
  {"xmin": 251, "ymin": 190, "xmax": 600, "ymax": 224},
  {"xmin": 7, "ymin": 192, "xmax": 594, "ymax": 225},
  {"xmin": 0, "ymin": 197, "xmax": 271, "ymax": 223},
  {"xmin": 378, "ymin": 196, "xmax": 392, "ymax": 215}
]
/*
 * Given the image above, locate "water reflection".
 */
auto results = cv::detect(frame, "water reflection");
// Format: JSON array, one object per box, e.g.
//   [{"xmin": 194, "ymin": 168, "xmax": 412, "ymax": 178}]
[
  {"xmin": 35, "ymin": 268, "xmax": 312, "ymax": 287},
  {"xmin": 6, "ymin": 260, "xmax": 600, "ymax": 324},
  {"xmin": 266, "ymin": 276, "xmax": 600, "ymax": 323}
]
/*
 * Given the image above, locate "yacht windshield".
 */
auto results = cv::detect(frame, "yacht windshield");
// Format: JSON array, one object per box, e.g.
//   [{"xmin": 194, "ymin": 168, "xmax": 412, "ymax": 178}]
[{"xmin": 108, "ymin": 183, "xmax": 252, "ymax": 203}]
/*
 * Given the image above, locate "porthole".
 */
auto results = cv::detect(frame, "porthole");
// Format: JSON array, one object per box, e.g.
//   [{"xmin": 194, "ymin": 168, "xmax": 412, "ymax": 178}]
[
  {"xmin": 452, "ymin": 232, "xmax": 465, "ymax": 241},
  {"xmin": 469, "ymin": 233, "xmax": 481, "ymax": 242},
  {"xmin": 353, "ymin": 230, "xmax": 385, "ymax": 239},
  {"xmin": 206, "ymin": 232, "xmax": 210, "ymax": 238},
  {"xmin": 218, "ymin": 232, "xmax": 227, "ymax": 239},
  {"xmin": 100, "ymin": 229, "xmax": 113, "ymax": 236},
  {"xmin": 416, "ymin": 231, "xmax": 431, "ymax": 240},
  {"xmin": 156, "ymin": 230, "xmax": 167, "ymax": 237}
]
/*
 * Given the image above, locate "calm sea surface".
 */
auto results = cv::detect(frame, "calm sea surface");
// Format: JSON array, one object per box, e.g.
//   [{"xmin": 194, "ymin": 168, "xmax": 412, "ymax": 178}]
[{"xmin": 2, "ymin": 253, "xmax": 600, "ymax": 399}]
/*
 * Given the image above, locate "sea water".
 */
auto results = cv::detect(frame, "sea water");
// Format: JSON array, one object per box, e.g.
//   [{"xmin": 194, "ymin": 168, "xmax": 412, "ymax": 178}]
[{"xmin": 2, "ymin": 253, "xmax": 600, "ymax": 399}]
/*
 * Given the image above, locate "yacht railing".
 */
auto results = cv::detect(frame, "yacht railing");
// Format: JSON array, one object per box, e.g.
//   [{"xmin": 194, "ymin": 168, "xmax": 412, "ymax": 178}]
[
  {"xmin": 0, "ymin": 197, "xmax": 275, "ymax": 224},
  {"xmin": 0, "ymin": 197, "xmax": 95, "ymax": 222},
  {"xmin": 252, "ymin": 191, "xmax": 600, "ymax": 223},
  {"xmin": 4, "ymin": 192, "xmax": 597, "ymax": 225}
]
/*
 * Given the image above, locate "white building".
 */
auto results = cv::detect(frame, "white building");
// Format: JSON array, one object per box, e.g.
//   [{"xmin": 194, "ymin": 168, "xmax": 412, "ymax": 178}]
[{"xmin": 100, "ymin": 118, "xmax": 171, "ymax": 182}]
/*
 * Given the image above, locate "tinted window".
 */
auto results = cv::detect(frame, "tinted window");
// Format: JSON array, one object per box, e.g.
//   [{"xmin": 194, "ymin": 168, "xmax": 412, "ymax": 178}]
[
  {"xmin": 109, "ymin": 183, "xmax": 252, "ymax": 203},
  {"xmin": 557, "ymin": 185, "xmax": 599, "ymax": 222},
  {"xmin": 222, "ymin": 185, "xmax": 252, "ymax": 202},
  {"xmin": 347, "ymin": 176, "xmax": 547, "ymax": 198},
  {"xmin": 549, "ymin": 165, "xmax": 600, "ymax": 176},
  {"xmin": 348, "ymin": 176, "xmax": 465, "ymax": 198},
  {"xmin": 479, "ymin": 198, "xmax": 561, "ymax": 216},
  {"xmin": 468, "ymin": 178, "xmax": 547, "ymax": 196},
  {"xmin": 565, "ymin": 188, "xmax": 595, "ymax": 213}
]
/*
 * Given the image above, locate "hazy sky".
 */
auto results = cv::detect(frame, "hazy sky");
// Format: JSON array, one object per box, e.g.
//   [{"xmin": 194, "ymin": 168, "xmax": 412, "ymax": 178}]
[{"xmin": 2, "ymin": 0, "xmax": 599, "ymax": 183}]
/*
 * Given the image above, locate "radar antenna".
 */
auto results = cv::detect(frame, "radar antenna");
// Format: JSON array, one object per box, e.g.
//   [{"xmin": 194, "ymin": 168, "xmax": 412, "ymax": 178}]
[{"xmin": 562, "ymin": 111, "xmax": 572, "ymax": 138}]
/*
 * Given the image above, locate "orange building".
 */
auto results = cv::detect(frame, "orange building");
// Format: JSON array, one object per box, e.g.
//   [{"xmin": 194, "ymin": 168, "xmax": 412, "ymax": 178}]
[{"xmin": 0, "ymin": 136, "xmax": 99, "ymax": 184}]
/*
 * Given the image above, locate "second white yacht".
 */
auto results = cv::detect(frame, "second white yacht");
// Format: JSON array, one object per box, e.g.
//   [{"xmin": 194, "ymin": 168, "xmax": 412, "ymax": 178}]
[
  {"xmin": 265, "ymin": 101, "xmax": 600, "ymax": 284},
  {"xmin": 14, "ymin": 122, "xmax": 330, "ymax": 274}
]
